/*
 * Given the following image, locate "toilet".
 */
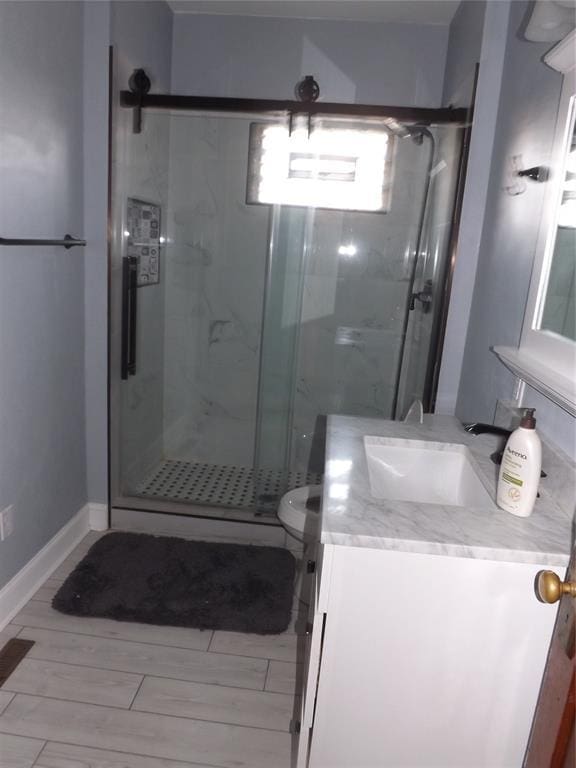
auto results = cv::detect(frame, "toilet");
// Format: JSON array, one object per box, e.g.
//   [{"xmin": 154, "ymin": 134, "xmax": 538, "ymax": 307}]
[{"xmin": 278, "ymin": 484, "xmax": 322, "ymax": 604}]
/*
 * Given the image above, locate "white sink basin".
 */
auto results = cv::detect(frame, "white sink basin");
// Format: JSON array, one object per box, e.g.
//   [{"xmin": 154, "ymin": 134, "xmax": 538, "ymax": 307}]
[{"xmin": 364, "ymin": 436, "xmax": 495, "ymax": 507}]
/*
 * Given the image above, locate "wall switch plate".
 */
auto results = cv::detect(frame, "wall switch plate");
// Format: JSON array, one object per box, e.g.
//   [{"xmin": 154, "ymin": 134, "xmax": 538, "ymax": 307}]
[{"xmin": 0, "ymin": 505, "xmax": 14, "ymax": 541}]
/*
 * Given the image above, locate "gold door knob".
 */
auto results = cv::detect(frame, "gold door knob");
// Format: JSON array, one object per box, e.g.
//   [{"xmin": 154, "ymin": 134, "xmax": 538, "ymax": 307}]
[{"xmin": 536, "ymin": 570, "xmax": 576, "ymax": 603}]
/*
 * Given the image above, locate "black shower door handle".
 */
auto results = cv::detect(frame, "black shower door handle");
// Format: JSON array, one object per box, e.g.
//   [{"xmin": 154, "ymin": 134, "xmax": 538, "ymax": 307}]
[{"xmin": 121, "ymin": 256, "xmax": 138, "ymax": 379}]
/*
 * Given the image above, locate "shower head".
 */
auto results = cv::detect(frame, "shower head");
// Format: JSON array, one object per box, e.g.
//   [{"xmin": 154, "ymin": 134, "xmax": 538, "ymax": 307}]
[
  {"xmin": 382, "ymin": 119, "xmax": 433, "ymax": 145},
  {"xmin": 406, "ymin": 125, "xmax": 433, "ymax": 145},
  {"xmin": 382, "ymin": 117, "xmax": 411, "ymax": 138}
]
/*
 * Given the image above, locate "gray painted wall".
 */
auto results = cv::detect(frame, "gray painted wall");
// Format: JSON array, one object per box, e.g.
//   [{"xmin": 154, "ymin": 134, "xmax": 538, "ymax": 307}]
[
  {"xmin": 171, "ymin": 14, "xmax": 449, "ymax": 107},
  {"xmin": 0, "ymin": 0, "xmax": 175, "ymax": 588},
  {"xmin": 442, "ymin": 0, "xmax": 486, "ymax": 107},
  {"xmin": 436, "ymin": 0, "xmax": 510, "ymax": 414},
  {"xmin": 455, "ymin": 0, "xmax": 575, "ymax": 458},
  {"xmin": 0, "ymin": 1, "xmax": 87, "ymax": 589},
  {"xmin": 112, "ymin": 1, "xmax": 173, "ymax": 92}
]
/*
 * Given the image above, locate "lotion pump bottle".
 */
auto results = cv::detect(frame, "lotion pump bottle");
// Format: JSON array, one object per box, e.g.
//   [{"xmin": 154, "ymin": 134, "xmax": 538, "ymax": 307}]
[{"xmin": 496, "ymin": 408, "xmax": 542, "ymax": 517}]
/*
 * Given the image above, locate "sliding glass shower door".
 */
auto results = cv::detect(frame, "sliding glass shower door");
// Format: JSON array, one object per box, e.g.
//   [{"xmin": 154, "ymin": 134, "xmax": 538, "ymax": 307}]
[
  {"xmin": 110, "ymin": 105, "xmax": 465, "ymax": 520},
  {"xmin": 259, "ymin": 118, "xmax": 463, "ymax": 483}
]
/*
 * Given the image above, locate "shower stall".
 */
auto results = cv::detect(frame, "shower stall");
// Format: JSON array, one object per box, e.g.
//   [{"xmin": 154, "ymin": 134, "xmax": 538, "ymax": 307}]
[{"xmin": 109, "ymin": 72, "xmax": 469, "ymax": 523}]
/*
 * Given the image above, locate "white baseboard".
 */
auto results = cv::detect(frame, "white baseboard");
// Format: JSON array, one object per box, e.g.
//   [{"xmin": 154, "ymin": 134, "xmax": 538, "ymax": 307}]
[
  {"xmin": 0, "ymin": 505, "xmax": 91, "ymax": 631},
  {"xmin": 88, "ymin": 502, "xmax": 109, "ymax": 532}
]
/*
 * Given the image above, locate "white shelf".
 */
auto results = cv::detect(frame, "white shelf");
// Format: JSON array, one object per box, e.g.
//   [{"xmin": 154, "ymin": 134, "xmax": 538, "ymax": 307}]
[{"xmin": 492, "ymin": 345, "xmax": 576, "ymax": 417}]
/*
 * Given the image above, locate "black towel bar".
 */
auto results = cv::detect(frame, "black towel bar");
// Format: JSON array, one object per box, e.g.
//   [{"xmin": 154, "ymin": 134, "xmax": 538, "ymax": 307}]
[{"xmin": 0, "ymin": 234, "xmax": 86, "ymax": 249}]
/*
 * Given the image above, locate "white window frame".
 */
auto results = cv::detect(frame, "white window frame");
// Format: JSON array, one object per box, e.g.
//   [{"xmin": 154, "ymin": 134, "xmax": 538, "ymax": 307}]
[{"xmin": 493, "ymin": 30, "xmax": 576, "ymax": 416}]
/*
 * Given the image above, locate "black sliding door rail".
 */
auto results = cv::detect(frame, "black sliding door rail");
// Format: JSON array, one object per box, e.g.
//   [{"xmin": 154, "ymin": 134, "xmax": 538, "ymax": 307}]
[
  {"xmin": 0, "ymin": 235, "xmax": 86, "ymax": 249},
  {"xmin": 120, "ymin": 90, "xmax": 468, "ymax": 126}
]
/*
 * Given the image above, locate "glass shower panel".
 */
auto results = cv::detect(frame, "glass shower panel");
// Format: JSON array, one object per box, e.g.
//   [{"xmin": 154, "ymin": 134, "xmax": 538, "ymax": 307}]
[
  {"xmin": 111, "ymin": 110, "xmax": 170, "ymax": 502},
  {"xmin": 162, "ymin": 113, "xmax": 272, "ymax": 476},
  {"xmin": 112, "ymin": 109, "xmax": 289, "ymax": 517},
  {"xmin": 253, "ymin": 206, "xmax": 312, "ymax": 512},
  {"xmin": 283, "ymin": 123, "xmax": 433, "ymax": 477},
  {"xmin": 395, "ymin": 125, "xmax": 463, "ymax": 418}
]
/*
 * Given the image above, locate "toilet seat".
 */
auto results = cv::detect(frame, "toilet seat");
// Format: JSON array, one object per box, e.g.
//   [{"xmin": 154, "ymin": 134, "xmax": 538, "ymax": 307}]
[{"xmin": 278, "ymin": 484, "xmax": 322, "ymax": 542}]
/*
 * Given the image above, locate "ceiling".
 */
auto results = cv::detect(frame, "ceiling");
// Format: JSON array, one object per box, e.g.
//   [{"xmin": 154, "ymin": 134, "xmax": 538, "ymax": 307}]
[{"xmin": 167, "ymin": 1, "xmax": 462, "ymax": 25}]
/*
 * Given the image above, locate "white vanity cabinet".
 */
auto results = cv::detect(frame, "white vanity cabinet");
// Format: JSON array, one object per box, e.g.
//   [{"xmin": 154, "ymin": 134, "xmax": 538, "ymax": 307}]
[{"xmin": 297, "ymin": 543, "xmax": 559, "ymax": 768}]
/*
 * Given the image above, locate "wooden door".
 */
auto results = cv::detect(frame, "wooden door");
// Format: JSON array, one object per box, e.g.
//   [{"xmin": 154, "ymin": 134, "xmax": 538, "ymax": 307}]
[{"xmin": 524, "ymin": 547, "xmax": 576, "ymax": 768}]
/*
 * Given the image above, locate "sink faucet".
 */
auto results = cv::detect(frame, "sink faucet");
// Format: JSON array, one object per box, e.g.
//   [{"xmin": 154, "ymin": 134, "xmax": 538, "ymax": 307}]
[
  {"xmin": 463, "ymin": 422, "xmax": 511, "ymax": 438},
  {"xmin": 463, "ymin": 422, "xmax": 546, "ymax": 478}
]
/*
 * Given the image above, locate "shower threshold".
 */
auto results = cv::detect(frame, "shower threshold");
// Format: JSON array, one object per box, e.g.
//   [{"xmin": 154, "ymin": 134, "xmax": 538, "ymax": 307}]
[{"xmin": 134, "ymin": 459, "xmax": 322, "ymax": 515}]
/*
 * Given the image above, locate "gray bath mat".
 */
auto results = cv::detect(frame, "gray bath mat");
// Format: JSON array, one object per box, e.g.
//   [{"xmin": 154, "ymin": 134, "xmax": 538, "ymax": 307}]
[{"xmin": 52, "ymin": 532, "xmax": 295, "ymax": 634}]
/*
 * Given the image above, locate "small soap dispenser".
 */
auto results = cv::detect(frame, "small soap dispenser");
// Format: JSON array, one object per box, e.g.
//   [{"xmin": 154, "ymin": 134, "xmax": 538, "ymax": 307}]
[{"xmin": 496, "ymin": 408, "xmax": 542, "ymax": 517}]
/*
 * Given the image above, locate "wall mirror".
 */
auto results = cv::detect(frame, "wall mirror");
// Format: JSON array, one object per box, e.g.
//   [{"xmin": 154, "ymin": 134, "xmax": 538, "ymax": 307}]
[
  {"xmin": 540, "ymin": 104, "xmax": 575, "ymax": 341},
  {"xmin": 494, "ymin": 30, "xmax": 576, "ymax": 416}
]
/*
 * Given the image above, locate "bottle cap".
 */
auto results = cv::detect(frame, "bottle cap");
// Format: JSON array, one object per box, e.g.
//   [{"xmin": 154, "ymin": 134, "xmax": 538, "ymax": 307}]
[{"xmin": 520, "ymin": 408, "xmax": 536, "ymax": 429}]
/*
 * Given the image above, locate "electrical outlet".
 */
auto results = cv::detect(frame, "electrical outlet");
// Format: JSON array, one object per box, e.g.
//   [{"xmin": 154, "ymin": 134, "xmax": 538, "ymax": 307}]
[{"xmin": 0, "ymin": 505, "xmax": 14, "ymax": 541}]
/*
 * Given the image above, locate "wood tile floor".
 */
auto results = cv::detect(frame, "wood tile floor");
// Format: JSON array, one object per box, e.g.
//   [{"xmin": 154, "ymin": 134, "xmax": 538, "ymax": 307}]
[{"xmin": 0, "ymin": 531, "xmax": 305, "ymax": 768}]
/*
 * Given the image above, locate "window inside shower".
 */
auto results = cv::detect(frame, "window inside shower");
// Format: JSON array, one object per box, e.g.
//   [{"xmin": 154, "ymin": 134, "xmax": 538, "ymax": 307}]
[
  {"xmin": 246, "ymin": 119, "xmax": 394, "ymax": 212},
  {"xmin": 110, "ymin": 107, "xmax": 464, "ymax": 521}
]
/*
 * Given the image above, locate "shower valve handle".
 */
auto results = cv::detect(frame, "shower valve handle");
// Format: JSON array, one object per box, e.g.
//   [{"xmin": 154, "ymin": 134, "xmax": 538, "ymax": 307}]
[{"xmin": 409, "ymin": 280, "xmax": 433, "ymax": 312}]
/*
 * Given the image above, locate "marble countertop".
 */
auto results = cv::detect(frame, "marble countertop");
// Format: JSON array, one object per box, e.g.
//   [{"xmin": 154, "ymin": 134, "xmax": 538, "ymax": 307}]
[{"xmin": 321, "ymin": 414, "xmax": 573, "ymax": 565}]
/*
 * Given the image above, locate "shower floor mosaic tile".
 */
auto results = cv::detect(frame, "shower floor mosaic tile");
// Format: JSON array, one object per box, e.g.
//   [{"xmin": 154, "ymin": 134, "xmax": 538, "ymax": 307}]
[{"xmin": 136, "ymin": 460, "xmax": 322, "ymax": 509}]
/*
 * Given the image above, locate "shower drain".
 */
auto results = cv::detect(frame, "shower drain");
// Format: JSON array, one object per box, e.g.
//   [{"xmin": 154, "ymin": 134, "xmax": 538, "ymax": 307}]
[{"xmin": 136, "ymin": 460, "xmax": 322, "ymax": 509}]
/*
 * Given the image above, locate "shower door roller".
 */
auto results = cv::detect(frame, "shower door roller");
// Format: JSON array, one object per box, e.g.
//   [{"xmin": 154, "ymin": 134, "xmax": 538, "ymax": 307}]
[{"xmin": 121, "ymin": 256, "xmax": 138, "ymax": 379}]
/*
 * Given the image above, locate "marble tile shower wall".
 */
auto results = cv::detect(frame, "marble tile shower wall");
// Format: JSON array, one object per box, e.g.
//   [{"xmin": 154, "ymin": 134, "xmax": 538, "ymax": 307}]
[
  {"xmin": 163, "ymin": 116, "xmax": 269, "ymax": 467},
  {"xmin": 290, "ymin": 138, "xmax": 430, "ymax": 474},
  {"xmin": 161, "ymin": 117, "xmax": 433, "ymax": 478}
]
